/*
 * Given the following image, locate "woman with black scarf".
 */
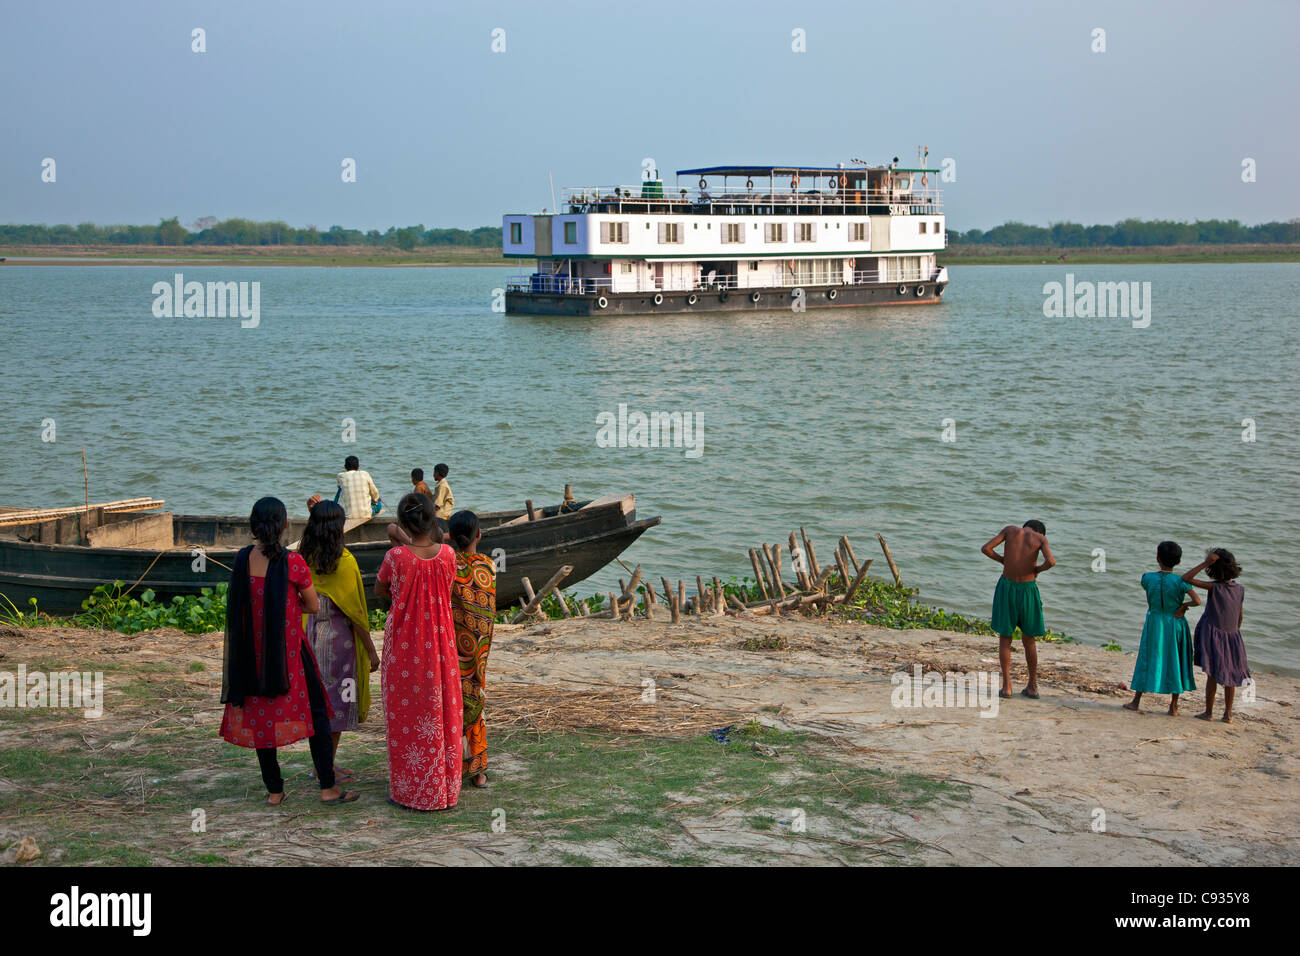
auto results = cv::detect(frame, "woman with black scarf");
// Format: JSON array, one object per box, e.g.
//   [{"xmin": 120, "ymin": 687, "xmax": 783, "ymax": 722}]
[{"xmin": 219, "ymin": 497, "xmax": 359, "ymax": 806}]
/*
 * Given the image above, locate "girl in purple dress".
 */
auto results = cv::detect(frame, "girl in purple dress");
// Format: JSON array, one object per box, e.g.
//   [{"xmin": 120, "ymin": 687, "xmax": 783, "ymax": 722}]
[{"xmin": 1182, "ymin": 549, "xmax": 1250, "ymax": 724}]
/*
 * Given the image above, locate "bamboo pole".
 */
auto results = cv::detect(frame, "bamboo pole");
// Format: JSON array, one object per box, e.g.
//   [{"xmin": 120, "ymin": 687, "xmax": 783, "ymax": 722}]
[
  {"xmin": 619, "ymin": 566, "xmax": 643, "ymax": 614},
  {"xmin": 510, "ymin": 565, "xmax": 573, "ymax": 623},
  {"xmin": 839, "ymin": 535, "xmax": 860, "ymax": 575},
  {"xmin": 712, "ymin": 576, "xmax": 726, "ymax": 617},
  {"xmin": 696, "ymin": 575, "xmax": 707, "ymax": 614},
  {"xmin": 800, "ymin": 527, "xmax": 821, "ymax": 582},
  {"xmin": 833, "ymin": 550, "xmax": 852, "ymax": 594},
  {"xmin": 844, "ymin": 558, "xmax": 875, "ymax": 604},
  {"xmin": 789, "ymin": 532, "xmax": 810, "ymax": 590},
  {"xmin": 525, "ymin": 499, "xmax": 538, "ymax": 521},
  {"xmin": 749, "ymin": 549, "xmax": 771, "ymax": 601},
  {"xmin": 877, "ymin": 533, "xmax": 901, "ymax": 585},
  {"xmin": 677, "ymin": 580, "xmax": 686, "ymax": 616},
  {"xmin": 763, "ymin": 544, "xmax": 786, "ymax": 598}
]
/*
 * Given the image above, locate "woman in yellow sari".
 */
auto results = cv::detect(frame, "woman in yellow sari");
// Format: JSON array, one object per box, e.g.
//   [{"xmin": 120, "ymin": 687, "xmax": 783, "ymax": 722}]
[
  {"xmin": 299, "ymin": 499, "xmax": 378, "ymax": 783},
  {"xmin": 447, "ymin": 510, "xmax": 496, "ymax": 788}
]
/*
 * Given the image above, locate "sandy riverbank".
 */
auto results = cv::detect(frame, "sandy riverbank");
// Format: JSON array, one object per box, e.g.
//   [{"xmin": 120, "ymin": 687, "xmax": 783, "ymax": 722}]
[{"xmin": 1, "ymin": 614, "xmax": 1295, "ymax": 866}]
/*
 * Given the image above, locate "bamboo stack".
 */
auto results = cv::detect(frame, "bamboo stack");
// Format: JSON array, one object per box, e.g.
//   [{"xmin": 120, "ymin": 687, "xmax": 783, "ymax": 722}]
[
  {"xmin": 0, "ymin": 498, "xmax": 165, "ymax": 529},
  {"xmin": 508, "ymin": 531, "xmax": 900, "ymax": 625}
]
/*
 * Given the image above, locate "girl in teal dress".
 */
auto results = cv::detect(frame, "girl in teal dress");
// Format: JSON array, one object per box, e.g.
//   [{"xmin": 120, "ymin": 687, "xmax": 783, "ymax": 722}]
[{"xmin": 1124, "ymin": 541, "xmax": 1200, "ymax": 716}]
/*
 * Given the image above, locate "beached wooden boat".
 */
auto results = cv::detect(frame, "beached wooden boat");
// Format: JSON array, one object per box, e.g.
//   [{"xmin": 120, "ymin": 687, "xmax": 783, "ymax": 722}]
[{"xmin": 0, "ymin": 494, "xmax": 659, "ymax": 615}]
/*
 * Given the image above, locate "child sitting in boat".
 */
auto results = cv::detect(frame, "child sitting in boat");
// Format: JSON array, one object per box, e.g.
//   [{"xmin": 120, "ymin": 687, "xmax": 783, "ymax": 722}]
[
  {"xmin": 1182, "ymin": 549, "xmax": 1250, "ymax": 724},
  {"xmin": 1124, "ymin": 541, "xmax": 1199, "ymax": 716}
]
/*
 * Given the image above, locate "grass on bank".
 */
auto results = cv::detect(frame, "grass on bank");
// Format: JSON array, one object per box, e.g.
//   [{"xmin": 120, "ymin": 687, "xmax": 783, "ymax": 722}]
[{"xmin": 0, "ymin": 646, "xmax": 965, "ymax": 865}]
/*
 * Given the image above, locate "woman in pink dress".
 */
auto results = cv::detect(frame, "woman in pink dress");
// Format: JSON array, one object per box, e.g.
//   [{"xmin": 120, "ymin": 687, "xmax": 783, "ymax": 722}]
[
  {"xmin": 220, "ymin": 497, "xmax": 358, "ymax": 806},
  {"xmin": 376, "ymin": 492, "xmax": 463, "ymax": 810}
]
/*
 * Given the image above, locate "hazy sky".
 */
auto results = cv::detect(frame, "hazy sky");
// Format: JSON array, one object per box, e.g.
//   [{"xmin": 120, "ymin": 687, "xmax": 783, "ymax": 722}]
[{"xmin": 2, "ymin": 0, "xmax": 1297, "ymax": 231}]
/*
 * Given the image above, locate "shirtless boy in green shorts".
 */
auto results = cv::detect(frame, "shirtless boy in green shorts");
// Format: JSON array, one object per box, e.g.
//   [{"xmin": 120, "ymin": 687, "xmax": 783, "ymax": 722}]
[{"xmin": 981, "ymin": 520, "xmax": 1056, "ymax": 700}]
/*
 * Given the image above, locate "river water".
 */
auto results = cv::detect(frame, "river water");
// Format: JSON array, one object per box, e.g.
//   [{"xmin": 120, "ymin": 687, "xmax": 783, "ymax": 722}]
[{"xmin": 1, "ymin": 262, "xmax": 1296, "ymax": 671}]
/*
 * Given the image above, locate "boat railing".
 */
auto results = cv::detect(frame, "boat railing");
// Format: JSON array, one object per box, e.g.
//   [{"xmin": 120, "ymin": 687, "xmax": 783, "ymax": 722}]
[
  {"xmin": 558, "ymin": 184, "xmax": 943, "ymax": 216},
  {"xmin": 507, "ymin": 267, "xmax": 958, "ymax": 295}
]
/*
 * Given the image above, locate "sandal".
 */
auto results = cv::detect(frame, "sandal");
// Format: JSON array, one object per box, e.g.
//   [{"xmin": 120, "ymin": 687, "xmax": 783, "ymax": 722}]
[
  {"xmin": 266, "ymin": 792, "xmax": 288, "ymax": 807},
  {"xmin": 309, "ymin": 768, "xmax": 358, "ymax": 784},
  {"xmin": 320, "ymin": 790, "xmax": 359, "ymax": 805},
  {"xmin": 1020, "ymin": 688, "xmax": 1040, "ymax": 700},
  {"xmin": 471, "ymin": 772, "xmax": 488, "ymax": 788}
]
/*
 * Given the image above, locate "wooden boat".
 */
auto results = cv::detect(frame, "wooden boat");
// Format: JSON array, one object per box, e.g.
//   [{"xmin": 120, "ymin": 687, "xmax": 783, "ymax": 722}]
[{"xmin": 0, "ymin": 494, "xmax": 659, "ymax": 615}]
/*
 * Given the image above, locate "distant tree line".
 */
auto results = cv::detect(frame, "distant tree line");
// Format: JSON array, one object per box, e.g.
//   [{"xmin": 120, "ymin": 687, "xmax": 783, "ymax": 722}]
[
  {"xmin": 1, "ymin": 217, "xmax": 1296, "ymax": 248},
  {"xmin": 950, "ymin": 218, "xmax": 1298, "ymax": 247},
  {"xmin": 0, "ymin": 218, "xmax": 503, "ymax": 248}
]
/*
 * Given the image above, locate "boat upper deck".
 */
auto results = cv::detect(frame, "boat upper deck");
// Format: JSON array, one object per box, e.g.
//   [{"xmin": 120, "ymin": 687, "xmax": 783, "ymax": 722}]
[{"xmin": 560, "ymin": 164, "xmax": 942, "ymax": 217}]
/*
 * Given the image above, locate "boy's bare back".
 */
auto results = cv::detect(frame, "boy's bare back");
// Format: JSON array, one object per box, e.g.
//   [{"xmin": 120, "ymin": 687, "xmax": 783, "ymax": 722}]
[{"xmin": 983, "ymin": 525, "xmax": 1054, "ymax": 582}]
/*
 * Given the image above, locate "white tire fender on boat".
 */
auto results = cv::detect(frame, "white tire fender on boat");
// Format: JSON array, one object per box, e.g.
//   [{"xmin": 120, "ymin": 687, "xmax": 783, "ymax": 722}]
[
  {"xmin": 597, "ymin": 295, "xmax": 609, "ymax": 309},
  {"xmin": 653, "ymin": 293, "xmax": 664, "ymax": 306},
  {"xmin": 897, "ymin": 285, "xmax": 908, "ymax": 295},
  {"xmin": 916, "ymin": 285, "xmax": 926, "ymax": 297},
  {"xmin": 687, "ymin": 293, "xmax": 698, "ymax": 305},
  {"xmin": 750, "ymin": 291, "xmax": 761, "ymax": 303},
  {"xmin": 827, "ymin": 288, "xmax": 837, "ymax": 300}
]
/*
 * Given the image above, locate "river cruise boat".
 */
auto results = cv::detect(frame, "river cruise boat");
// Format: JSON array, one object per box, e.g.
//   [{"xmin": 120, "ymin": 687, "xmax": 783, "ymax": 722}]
[{"xmin": 503, "ymin": 158, "xmax": 949, "ymax": 314}]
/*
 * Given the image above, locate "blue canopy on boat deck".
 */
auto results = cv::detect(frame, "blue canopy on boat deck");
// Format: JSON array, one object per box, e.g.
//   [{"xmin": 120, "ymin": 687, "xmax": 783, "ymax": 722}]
[{"xmin": 676, "ymin": 165, "xmax": 859, "ymax": 177}]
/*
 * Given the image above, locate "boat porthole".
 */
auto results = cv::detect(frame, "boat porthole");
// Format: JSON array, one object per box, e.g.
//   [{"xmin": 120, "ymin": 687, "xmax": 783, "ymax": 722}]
[
  {"xmin": 687, "ymin": 293, "xmax": 698, "ymax": 305},
  {"xmin": 751, "ymin": 292, "xmax": 761, "ymax": 303},
  {"xmin": 897, "ymin": 285, "xmax": 908, "ymax": 296},
  {"xmin": 915, "ymin": 285, "xmax": 926, "ymax": 297},
  {"xmin": 827, "ymin": 288, "xmax": 837, "ymax": 300},
  {"xmin": 653, "ymin": 293, "xmax": 664, "ymax": 306},
  {"xmin": 597, "ymin": 295, "xmax": 609, "ymax": 309}
]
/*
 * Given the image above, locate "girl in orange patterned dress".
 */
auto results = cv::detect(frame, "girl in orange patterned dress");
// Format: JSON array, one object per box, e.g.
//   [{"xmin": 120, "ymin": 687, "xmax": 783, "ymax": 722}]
[{"xmin": 448, "ymin": 510, "xmax": 497, "ymax": 788}]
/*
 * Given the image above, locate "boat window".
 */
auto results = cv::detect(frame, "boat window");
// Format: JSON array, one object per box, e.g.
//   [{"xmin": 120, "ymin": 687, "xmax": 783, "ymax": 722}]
[
  {"xmin": 509, "ymin": 222, "xmax": 522, "ymax": 243},
  {"xmin": 796, "ymin": 222, "xmax": 816, "ymax": 242},
  {"xmin": 564, "ymin": 222, "xmax": 577, "ymax": 243},
  {"xmin": 658, "ymin": 222, "xmax": 682, "ymax": 244},
  {"xmin": 765, "ymin": 223, "xmax": 785, "ymax": 243}
]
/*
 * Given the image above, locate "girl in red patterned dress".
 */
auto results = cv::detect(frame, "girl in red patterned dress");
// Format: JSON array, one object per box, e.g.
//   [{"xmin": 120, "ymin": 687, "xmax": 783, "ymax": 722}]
[
  {"xmin": 377, "ymin": 493, "xmax": 463, "ymax": 810},
  {"xmin": 219, "ymin": 497, "xmax": 358, "ymax": 806}
]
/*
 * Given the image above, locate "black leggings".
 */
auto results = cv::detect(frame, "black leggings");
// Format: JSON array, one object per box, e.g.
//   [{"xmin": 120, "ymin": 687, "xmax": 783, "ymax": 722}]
[{"xmin": 255, "ymin": 644, "xmax": 336, "ymax": 792}]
